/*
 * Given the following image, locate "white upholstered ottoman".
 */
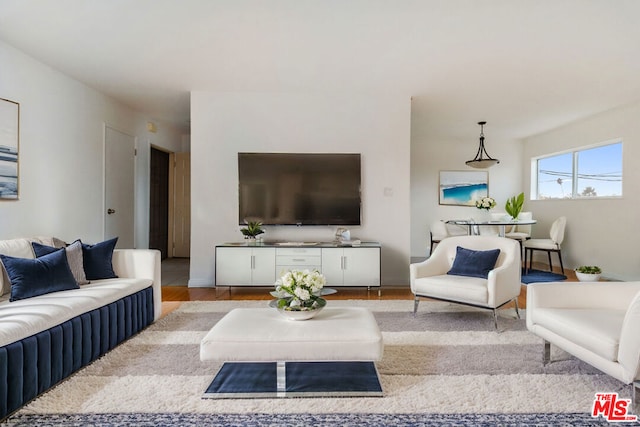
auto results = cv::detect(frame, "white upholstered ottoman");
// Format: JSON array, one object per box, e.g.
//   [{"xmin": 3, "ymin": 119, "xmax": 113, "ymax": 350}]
[{"xmin": 200, "ymin": 307, "xmax": 383, "ymax": 398}]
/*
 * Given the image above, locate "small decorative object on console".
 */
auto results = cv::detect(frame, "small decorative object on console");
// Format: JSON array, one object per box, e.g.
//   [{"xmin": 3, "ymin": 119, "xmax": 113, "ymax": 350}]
[
  {"xmin": 240, "ymin": 220, "xmax": 264, "ymax": 239},
  {"xmin": 475, "ymin": 196, "xmax": 496, "ymax": 211},
  {"xmin": 270, "ymin": 269, "xmax": 327, "ymax": 320}
]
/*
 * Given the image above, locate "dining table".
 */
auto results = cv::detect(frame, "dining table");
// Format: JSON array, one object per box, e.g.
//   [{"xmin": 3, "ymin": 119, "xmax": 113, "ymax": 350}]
[{"xmin": 446, "ymin": 218, "xmax": 537, "ymax": 237}]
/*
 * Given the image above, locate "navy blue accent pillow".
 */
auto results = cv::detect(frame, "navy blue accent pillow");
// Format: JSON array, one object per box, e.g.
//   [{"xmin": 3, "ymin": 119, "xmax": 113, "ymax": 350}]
[
  {"xmin": 1, "ymin": 249, "xmax": 79, "ymax": 302},
  {"xmin": 81, "ymin": 237, "xmax": 118, "ymax": 280},
  {"xmin": 32, "ymin": 240, "xmax": 89, "ymax": 285},
  {"xmin": 447, "ymin": 246, "xmax": 501, "ymax": 279}
]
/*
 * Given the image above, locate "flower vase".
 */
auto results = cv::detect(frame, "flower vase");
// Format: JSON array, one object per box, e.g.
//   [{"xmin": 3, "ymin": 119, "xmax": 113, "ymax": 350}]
[
  {"xmin": 477, "ymin": 210, "xmax": 492, "ymax": 222},
  {"xmin": 575, "ymin": 272, "xmax": 601, "ymax": 282}
]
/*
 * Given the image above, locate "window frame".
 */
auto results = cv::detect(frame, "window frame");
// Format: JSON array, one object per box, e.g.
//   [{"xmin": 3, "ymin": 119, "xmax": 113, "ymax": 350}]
[{"xmin": 530, "ymin": 139, "xmax": 623, "ymax": 201}]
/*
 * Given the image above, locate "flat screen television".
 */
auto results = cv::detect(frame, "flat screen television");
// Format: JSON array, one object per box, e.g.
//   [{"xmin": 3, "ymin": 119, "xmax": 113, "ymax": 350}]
[{"xmin": 238, "ymin": 153, "xmax": 361, "ymax": 226}]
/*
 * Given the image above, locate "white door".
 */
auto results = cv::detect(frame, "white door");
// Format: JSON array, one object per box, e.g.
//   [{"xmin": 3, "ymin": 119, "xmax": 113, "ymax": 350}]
[
  {"xmin": 172, "ymin": 152, "xmax": 191, "ymax": 257},
  {"xmin": 105, "ymin": 126, "xmax": 135, "ymax": 249}
]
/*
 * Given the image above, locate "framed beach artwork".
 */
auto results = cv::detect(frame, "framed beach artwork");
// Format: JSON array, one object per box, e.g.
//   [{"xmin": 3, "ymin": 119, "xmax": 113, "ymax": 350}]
[
  {"xmin": 439, "ymin": 170, "xmax": 488, "ymax": 206},
  {"xmin": 0, "ymin": 98, "xmax": 19, "ymax": 200}
]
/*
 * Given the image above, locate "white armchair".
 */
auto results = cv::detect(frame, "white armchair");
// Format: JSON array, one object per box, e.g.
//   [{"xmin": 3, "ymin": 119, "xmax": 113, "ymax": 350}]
[
  {"xmin": 410, "ymin": 235, "xmax": 522, "ymax": 328},
  {"xmin": 527, "ymin": 281, "xmax": 640, "ymax": 408}
]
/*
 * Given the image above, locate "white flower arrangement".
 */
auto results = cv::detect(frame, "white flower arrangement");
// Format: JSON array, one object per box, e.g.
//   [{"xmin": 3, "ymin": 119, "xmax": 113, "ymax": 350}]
[
  {"xmin": 475, "ymin": 196, "xmax": 496, "ymax": 211},
  {"xmin": 271, "ymin": 269, "xmax": 327, "ymax": 311}
]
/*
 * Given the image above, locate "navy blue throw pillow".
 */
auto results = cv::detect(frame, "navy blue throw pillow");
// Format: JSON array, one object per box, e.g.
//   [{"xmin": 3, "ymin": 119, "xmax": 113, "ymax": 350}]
[
  {"xmin": 81, "ymin": 237, "xmax": 118, "ymax": 280},
  {"xmin": 1, "ymin": 249, "xmax": 79, "ymax": 302},
  {"xmin": 32, "ymin": 240, "xmax": 89, "ymax": 285},
  {"xmin": 447, "ymin": 246, "xmax": 501, "ymax": 279}
]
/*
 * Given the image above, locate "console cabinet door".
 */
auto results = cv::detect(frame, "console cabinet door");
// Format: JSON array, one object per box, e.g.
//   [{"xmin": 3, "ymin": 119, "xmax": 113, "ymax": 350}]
[
  {"xmin": 321, "ymin": 247, "xmax": 381, "ymax": 286},
  {"xmin": 251, "ymin": 248, "xmax": 276, "ymax": 285},
  {"xmin": 320, "ymin": 248, "xmax": 344, "ymax": 286},
  {"xmin": 216, "ymin": 247, "xmax": 252, "ymax": 285},
  {"xmin": 342, "ymin": 247, "xmax": 380, "ymax": 286}
]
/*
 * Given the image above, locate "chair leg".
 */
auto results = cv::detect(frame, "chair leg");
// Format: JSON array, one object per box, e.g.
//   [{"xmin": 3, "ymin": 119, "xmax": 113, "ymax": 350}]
[
  {"xmin": 547, "ymin": 251, "xmax": 553, "ymax": 272},
  {"xmin": 543, "ymin": 340, "xmax": 551, "ymax": 365},
  {"xmin": 513, "ymin": 298, "xmax": 520, "ymax": 319},
  {"xmin": 557, "ymin": 250, "xmax": 565, "ymax": 274},
  {"xmin": 413, "ymin": 297, "xmax": 420, "ymax": 316}
]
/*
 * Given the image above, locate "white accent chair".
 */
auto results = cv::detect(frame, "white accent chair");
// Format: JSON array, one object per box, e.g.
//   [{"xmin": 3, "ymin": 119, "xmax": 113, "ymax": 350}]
[
  {"xmin": 410, "ymin": 235, "xmax": 522, "ymax": 328},
  {"xmin": 527, "ymin": 281, "xmax": 640, "ymax": 409},
  {"xmin": 523, "ymin": 216, "xmax": 566, "ymax": 274}
]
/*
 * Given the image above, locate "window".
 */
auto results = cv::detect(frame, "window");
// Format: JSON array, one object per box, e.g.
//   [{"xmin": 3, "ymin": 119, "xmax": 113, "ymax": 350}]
[{"xmin": 533, "ymin": 141, "xmax": 622, "ymax": 200}]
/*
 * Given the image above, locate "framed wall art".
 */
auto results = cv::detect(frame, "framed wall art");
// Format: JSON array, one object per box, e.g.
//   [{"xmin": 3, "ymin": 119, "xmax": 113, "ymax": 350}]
[
  {"xmin": 0, "ymin": 98, "xmax": 19, "ymax": 200},
  {"xmin": 439, "ymin": 170, "xmax": 488, "ymax": 206}
]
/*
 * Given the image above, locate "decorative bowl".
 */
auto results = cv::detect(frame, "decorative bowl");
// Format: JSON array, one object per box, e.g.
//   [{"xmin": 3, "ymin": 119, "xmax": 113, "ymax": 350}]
[{"xmin": 277, "ymin": 306, "xmax": 323, "ymax": 321}]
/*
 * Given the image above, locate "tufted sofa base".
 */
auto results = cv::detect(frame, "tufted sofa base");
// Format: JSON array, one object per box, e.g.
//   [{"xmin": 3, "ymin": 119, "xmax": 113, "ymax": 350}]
[{"xmin": 0, "ymin": 286, "xmax": 154, "ymax": 419}]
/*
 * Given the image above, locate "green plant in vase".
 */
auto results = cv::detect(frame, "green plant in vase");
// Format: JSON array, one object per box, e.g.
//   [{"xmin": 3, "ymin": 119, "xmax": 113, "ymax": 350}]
[
  {"xmin": 576, "ymin": 265, "xmax": 601, "ymax": 275},
  {"xmin": 575, "ymin": 265, "xmax": 602, "ymax": 282},
  {"xmin": 240, "ymin": 220, "xmax": 264, "ymax": 239},
  {"xmin": 505, "ymin": 192, "xmax": 524, "ymax": 220}
]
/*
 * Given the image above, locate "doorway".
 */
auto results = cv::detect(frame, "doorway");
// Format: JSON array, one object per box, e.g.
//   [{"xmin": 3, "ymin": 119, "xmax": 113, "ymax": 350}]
[
  {"xmin": 149, "ymin": 147, "xmax": 169, "ymax": 258},
  {"xmin": 149, "ymin": 147, "xmax": 191, "ymax": 262}
]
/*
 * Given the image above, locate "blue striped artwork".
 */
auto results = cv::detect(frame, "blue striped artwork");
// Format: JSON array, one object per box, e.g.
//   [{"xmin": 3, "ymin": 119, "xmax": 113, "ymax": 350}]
[
  {"xmin": 439, "ymin": 171, "xmax": 488, "ymax": 206},
  {"xmin": 0, "ymin": 98, "xmax": 19, "ymax": 200}
]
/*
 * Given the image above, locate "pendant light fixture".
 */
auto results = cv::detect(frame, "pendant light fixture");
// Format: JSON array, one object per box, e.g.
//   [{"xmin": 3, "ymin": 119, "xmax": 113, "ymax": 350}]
[{"xmin": 466, "ymin": 121, "xmax": 500, "ymax": 169}]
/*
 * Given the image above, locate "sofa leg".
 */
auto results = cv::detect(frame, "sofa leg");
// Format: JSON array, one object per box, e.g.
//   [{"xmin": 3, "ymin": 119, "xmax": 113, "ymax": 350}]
[
  {"xmin": 413, "ymin": 297, "xmax": 420, "ymax": 316},
  {"xmin": 492, "ymin": 309, "xmax": 498, "ymax": 329},
  {"xmin": 513, "ymin": 299, "xmax": 521, "ymax": 319},
  {"xmin": 543, "ymin": 340, "xmax": 551, "ymax": 366},
  {"xmin": 633, "ymin": 381, "xmax": 639, "ymax": 412}
]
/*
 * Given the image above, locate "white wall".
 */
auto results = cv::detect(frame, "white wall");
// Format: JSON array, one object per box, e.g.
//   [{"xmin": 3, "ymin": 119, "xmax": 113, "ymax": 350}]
[
  {"xmin": 0, "ymin": 40, "xmax": 183, "ymax": 247},
  {"xmin": 410, "ymin": 115, "xmax": 525, "ymax": 258},
  {"xmin": 190, "ymin": 92, "xmax": 411, "ymax": 287},
  {"xmin": 523, "ymin": 101, "xmax": 640, "ymax": 281}
]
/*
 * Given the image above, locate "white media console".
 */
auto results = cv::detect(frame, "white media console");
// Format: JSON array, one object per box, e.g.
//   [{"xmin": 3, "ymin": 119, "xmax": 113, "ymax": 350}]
[{"xmin": 215, "ymin": 242, "xmax": 381, "ymax": 291}]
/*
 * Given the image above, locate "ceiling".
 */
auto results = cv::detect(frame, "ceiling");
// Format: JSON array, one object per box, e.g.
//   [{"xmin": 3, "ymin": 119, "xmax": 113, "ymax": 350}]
[{"xmin": 1, "ymin": 0, "xmax": 640, "ymax": 140}]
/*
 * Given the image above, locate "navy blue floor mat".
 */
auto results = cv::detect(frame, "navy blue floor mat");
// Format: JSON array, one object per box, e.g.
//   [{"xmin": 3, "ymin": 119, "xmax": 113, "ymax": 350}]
[{"xmin": 522, "ymin": 269, "xmax": 567, "ymax": 284}]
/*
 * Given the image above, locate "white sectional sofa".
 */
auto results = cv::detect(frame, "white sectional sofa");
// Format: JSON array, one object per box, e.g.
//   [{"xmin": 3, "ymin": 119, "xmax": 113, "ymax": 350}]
[
  {"xmin": 526, "ymin": 281, "xmax": 640, "ymax": 409},
  {"xmin": 0, "ymin": 237, "xmax": 161, "ymax": 420}
]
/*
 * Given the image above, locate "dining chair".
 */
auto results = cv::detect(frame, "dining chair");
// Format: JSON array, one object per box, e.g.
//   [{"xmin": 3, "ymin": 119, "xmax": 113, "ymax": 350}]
[
  {"xmin": 523, "ymin": 216, "xmax": 566, "ymax": 274},
  {"xmin": 477, "ymin": 212, "xmax": 506, "ymax": 236},
  {"xmin": 505, "ymin": 211, "xmax": 533, "ymax": 254},
  {"xmin": 429, "ymin": 220, "xmax": 449, "ymax": 255}
]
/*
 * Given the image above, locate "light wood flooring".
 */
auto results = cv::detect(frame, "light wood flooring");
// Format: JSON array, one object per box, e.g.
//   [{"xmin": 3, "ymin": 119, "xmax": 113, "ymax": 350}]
[{"xmin": 160, "ymin": 257, "xmax": 577, "ymax": 317}]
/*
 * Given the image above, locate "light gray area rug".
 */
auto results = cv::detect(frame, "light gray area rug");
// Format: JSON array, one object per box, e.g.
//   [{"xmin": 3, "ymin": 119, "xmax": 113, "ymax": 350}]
[{"xmin": 3, "ymin": 300, "xmax": 628, "ymax": 426}]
